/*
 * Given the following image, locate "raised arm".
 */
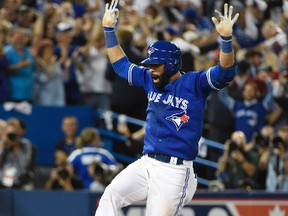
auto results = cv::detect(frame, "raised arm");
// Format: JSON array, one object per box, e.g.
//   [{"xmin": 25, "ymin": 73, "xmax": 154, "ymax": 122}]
[
  {"xmin": 102, "ymin": 0, "xmax": 125, "ymax": 63},
  {"xmin": 202, "ymin": 4, "xmax": 239, "ymax": 92},
  {"xmin": 212, "ymin": 4, "xmax": 239, "ymax": 68}
]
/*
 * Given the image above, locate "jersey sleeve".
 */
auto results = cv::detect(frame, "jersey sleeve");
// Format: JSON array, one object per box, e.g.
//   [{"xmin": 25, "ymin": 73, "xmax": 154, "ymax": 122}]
[
  {"xmin": 198, "ymin": 63, "xmax": 237, "ymax": 95},
  {"xmin": 112, "ymin": 56, "xmax": 151, "ymax": 90}
]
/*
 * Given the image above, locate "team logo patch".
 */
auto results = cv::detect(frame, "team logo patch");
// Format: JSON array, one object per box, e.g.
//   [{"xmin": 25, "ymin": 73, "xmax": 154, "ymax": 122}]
[
  {"xmin": 166, "ymin": 111, "xmax": 190, "ymax": 131},
  {"xmin": 148, "ymin": 48, "xmax": 155, "ymax": 56}
]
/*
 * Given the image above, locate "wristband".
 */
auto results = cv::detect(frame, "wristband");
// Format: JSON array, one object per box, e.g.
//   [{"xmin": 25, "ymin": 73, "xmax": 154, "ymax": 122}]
[
  {"xmin": 220, "ymin": 35, "xmax": 233, "ymax": 53},
  {"xmin": 104, "ymin": 27, "xmax": 119, "ymax": 48}
]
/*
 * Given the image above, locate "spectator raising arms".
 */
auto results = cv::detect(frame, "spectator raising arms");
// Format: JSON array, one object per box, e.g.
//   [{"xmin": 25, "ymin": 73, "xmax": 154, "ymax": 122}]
[{"xmin": 218, "ymin": 80, "xmax": 274, "ymax": 142}]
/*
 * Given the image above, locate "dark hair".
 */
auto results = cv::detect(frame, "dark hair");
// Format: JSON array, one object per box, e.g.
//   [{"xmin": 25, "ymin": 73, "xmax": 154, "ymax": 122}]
[{"xmin": 237, "ymin": 60, "xmax": 250, "ymax": 75}]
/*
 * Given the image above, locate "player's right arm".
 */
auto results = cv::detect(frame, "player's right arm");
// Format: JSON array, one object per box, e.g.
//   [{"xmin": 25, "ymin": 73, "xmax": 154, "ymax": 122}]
[
  {"xmin": 102, "ymin": 0, "xmax": 125, "ymax": 63},
  {"xmin": 101, "ymin": 0, "xmax": 149, "ymax": 88}
]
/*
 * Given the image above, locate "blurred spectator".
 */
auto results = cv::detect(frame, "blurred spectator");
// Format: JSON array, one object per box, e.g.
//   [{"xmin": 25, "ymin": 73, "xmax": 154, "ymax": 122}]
[
  {"xmin": 278, "ymin": 153, "xmax": 288, "ymax": 191},
  {"xmin": 264, "ymin": 0, "xmax": 283, "ymax": 24},
  {"xmin": 33, "ymin": 38, "xmax": 68, "ymax": 106},
  {"xmin": 68, "ymin": 127, "xmax": 121, "ymax": 189},
  {"xmin": 223, "ymin": 60, "xmax": 251, "ymax": 102},
  {"xmin": 279, "ymin": 1, "xmax": 288, "ymax": 35},
  {"xmin": 54, "ymin": 21, "xmax": 83, "ymax": 105},
  {"xmin": 260, "ymin": 20, "xmax": 287, "ymax": 57},
  {"xmin": 255, "ymin": 66, "xmax": 285, "ymax": 130},
  {"xmin": 55, "ymin": 2, "xmax": 88, "ymax": 47},
  {"xmin": 244, "ymin": 49, "xmax": 264, "ymax": 78},
  {"xmin": 54, "ymin": 115, "xmax": 78, "ymax": 166},
  {"xmin": 216, "ymin": 131, "xmax": 259, "ymax": 189},
  {"xmin": 0, "ymin": 0, "xmax": 22, "ymax": 24},
  {"xmin": 45, "ymin": 161, "xmax": 84, "ymax": 191},
  {"xmin": 218, "ymin": 80, "xmax": 274, "ymax": 142},
  {"xmin": 0, "ymin": 118, "xmax": 35, "ymax": 189},
  {"xmin": 137, "ymin": 3, "xmax": 165, "ymax": 50},
  {"xmin": 58, "ymin": 2, "xmax": 76, "ymax": 25},
  {"xmin": 278, "ymin": 46, "xmax": 288, "ymax": 73},
  {"xmin": 266, "ymin": 126, "xmax": 288, "ymax": 191},
  {"xmin": 87, "ymin": 161, "xmax": 106, "ymax": 192},
  {"xmin": 66, "ymin": 0, "xmax": 102, "ymax": 18},
  {"xmin": 42, "ymin": 3, "xmax": 61, "ymax": 40},
  {"xmin": 0, "ymin": 119, "xmax": 7, "ymax": 141},
  {"xmin": 246, "ymin": 0, "xmax": 267, "ymax": 23},
  {"xmin": 119, "ymin": 0, "xmax": 142, "ymax": 29},
  {"xmin": 183, "ymin": 6, "xmax": 214, "ymax": 35},
  {"xmin": 77, "ymin": 20, "xmax": 111, "ymax": 110},
  {"xmin": 231, "ymin": 1, "xmax": 265, "ymax": 49},
  {"xmin": 250, "ymin": 125, "xmax": 275, "ymax": 189},
  {"xmin": 205, "ymin": 90, "xmax": 235, "ymax": 143},
  {"xmin": 5, "ymin": 27, "xmax": 36, "ymax": 102},
  {"xmin": 16, "ymin": 5, "xmax": 44, "ymax": 40},
  {"xmin": 272, "ymin": 70, "xmax": 288, "ymax": 121},
  {"xmin": 0, "ymin": 21, "xmax": 11, "ymax": 102},
  {"xmin": 87, "ymin": 160, "xmax": 118, "ymax": 193}
]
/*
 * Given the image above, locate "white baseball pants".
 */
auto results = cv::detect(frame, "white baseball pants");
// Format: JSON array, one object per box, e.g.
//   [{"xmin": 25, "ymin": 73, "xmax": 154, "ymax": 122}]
[{"xmin": 95, "ymin": 155, "xmax": 197, "ymax": 216}]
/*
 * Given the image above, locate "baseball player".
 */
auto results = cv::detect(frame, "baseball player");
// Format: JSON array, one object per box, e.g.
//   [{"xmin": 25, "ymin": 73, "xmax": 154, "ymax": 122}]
[{"xmin": 95, "ymin": 1, "xmax": 239, "ymax": 215}]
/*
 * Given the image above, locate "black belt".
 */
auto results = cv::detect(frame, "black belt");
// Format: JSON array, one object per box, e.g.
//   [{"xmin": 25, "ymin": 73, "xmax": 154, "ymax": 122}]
[{"xmin": 147, "ymin": 153, "xmax": 184, "ymax": 165}]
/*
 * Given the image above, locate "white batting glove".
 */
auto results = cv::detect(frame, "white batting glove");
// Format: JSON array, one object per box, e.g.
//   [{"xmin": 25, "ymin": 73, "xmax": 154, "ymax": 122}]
[
  {"xmin": 211, "ymin": 3, "xmax": 239, "ymax": 37},
  {"xmin": 102, "ymin": 0, "xmax": 119, "ymax": 28}
]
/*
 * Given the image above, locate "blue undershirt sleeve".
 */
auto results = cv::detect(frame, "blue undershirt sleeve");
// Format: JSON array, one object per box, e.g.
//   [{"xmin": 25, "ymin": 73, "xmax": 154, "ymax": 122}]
[{"xmin": 218, "ymin": 87, "xmax": 235, "ymax": 111}]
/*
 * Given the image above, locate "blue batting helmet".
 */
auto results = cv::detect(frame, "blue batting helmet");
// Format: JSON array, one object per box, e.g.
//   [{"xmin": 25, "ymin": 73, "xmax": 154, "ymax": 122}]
[{"xmin": 141, "ymin": 40, "xmax": 182, "ymax": 77}]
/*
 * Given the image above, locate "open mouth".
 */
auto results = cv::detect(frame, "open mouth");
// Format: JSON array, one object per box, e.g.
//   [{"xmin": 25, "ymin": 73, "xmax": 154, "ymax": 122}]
[{"xmin": 151, "ymin": 74, "xmax": 160, "ymax": 82}]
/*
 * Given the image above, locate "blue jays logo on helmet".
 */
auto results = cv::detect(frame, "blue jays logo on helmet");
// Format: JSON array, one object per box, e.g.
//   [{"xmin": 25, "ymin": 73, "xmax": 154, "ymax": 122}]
[
  {"xmin": 147, "ymin": 48, "xmax": 155, "ymax": 56},
  {"xmin": 141, "ymin": 40, "xmax": 182, "ymax": 77},
  {"xmin": 166, "ymin": 111, "xmax": 190, "ymax": 131}
]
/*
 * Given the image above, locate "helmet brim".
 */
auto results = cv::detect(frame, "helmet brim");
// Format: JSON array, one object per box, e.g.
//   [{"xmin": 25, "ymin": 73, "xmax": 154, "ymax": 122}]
[{"xmin": 140, "ymin": 58, "xmax": 164, "ymax": 66}]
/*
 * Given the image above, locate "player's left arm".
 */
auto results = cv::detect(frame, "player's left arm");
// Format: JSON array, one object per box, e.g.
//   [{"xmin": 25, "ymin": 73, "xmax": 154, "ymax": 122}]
[
  {"xmin": 212, "ymin": 3, "xmax": 239, "ymax": 68},
  {"xmin": 205, "ymin": 4, "xmax": 239, "ymax": 90}
]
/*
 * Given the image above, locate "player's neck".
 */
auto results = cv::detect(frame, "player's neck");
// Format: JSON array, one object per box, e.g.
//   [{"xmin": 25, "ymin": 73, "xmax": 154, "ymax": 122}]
[{"xmin": 169, "ymin": 71, "xmax": 181, "ymax": 82}]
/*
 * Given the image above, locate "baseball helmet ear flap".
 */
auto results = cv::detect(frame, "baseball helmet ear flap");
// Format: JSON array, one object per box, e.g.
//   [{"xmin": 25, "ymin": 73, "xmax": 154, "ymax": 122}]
[
  {"xmin": 164, "ymin": 49, "xmax": 182, "ymax": 77},
  {"xmin": 140, "ymin": 40, "xmax": 182, "ymax": 77}
]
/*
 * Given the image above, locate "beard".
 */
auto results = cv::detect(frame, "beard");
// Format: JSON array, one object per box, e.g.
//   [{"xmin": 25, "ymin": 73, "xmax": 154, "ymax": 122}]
[{"xmin": 153, "ymin": 72, "xmax": 170, "ymax": 91}]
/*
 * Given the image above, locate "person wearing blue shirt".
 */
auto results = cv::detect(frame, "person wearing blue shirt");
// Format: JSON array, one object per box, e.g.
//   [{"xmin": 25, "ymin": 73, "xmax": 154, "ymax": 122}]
[
  {"xmin": 5, "ymin": 28, "xmax": 36, "ymax": 102},
  {"xmin": 95, "ymin": 1, "xmax": 239, "ymax": 215},
  {"xmin": 68, "ymin": 127, "xmax": 120, "ymax": 189},
  {"xmin": 218, "ymin": 80, "xmax": 274, "ymax": 142}
]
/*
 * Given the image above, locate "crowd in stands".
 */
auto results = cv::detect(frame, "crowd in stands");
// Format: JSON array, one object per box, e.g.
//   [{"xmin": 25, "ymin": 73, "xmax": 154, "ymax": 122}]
[{"xmin": 0, "ymin": 0, "xmax": 288, "ymax": 192}]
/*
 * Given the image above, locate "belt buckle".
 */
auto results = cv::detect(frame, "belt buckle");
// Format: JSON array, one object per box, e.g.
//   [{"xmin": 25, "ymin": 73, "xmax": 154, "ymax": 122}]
[{"xmin": 170, "ymin": 156, "xmax": 178, "ymax": 165}]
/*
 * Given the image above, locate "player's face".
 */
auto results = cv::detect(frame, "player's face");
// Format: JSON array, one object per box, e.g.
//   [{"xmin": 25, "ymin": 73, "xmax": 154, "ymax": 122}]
[{"xmin": 149, "ymin": 64, "xmax": 169, "ymax": 91}]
